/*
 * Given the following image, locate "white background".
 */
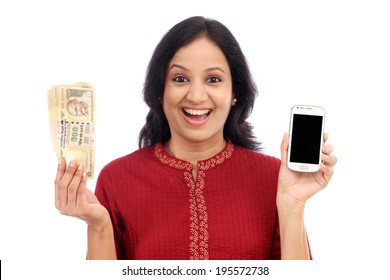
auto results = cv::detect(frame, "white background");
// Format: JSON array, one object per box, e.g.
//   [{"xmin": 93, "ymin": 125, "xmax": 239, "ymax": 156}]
[{"xmin": 0, "ymin": 0, "xmax": 389, "ymax": 279}]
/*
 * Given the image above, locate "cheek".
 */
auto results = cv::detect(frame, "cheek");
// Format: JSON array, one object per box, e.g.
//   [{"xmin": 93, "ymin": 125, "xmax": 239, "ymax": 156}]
[
  {"xmin": 163, "ymin": 85, "xmax": 181, "ymax": 104},
  {"xmin": 218, "ymin": 92, "xmax": 234, "ymax": 111},
  {"xmin": 212, "ymin": 96, "xmax": 233, "ymax": 125},
  {"xmin": 162, "ymin": 90, "xmax": 179, "ymax": 120},
  {"xmin": 161, "ymin": 99, "xmax": 170, "ymax": 118},
  {"xmin": 221, "ymin": 94, "xmax": 234, "ymax": 118},
  {"xmin": 162, "ymin": 94, "xmax": 172, "ymax": 116}
]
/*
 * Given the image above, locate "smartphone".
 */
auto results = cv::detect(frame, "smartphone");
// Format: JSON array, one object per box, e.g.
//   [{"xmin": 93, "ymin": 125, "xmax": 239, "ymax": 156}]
[{"xmin": 287, "ymin": 105, "xmax": 325, "ymax": 172}]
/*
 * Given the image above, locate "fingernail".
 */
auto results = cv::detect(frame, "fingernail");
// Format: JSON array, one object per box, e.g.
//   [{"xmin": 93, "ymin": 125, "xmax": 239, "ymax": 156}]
[
  {"xmin": 58, "ymin": 158, "xmax": 62, "ymax": 165},
  {"xmin": 77, "ymin": 164, "xmax": 83, "ymax": 171}
]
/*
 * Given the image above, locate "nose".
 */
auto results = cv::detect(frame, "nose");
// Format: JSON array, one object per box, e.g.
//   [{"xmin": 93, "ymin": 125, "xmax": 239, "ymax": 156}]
[{"xmin": 186, "ymin": 80, "xmax": 208, "ymax": 104}]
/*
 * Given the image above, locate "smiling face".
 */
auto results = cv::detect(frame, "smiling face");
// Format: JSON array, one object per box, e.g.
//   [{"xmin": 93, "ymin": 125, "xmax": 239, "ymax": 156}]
[{"xmin": 162, "ymin": 37, "xmax": 234, "ymax": 146}]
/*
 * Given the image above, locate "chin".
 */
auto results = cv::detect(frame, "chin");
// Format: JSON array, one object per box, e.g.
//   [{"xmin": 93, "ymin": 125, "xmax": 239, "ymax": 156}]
[{"xmin": 182, "ymin": 132, "xmax": 221, "ymax": 144}]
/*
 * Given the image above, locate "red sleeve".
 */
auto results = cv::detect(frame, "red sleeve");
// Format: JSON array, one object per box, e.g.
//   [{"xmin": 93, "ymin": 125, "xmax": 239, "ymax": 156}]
[
  {"xmin": 269, "ymin": 157, "xmax": 282, "ymax": 260},
  {"xmin": 270, "ymin": 211, "xmax": 281, "ymax": 260},
  {"xmin": 95, "ymin": 165, "xmax": 125, "ymax": 260}
]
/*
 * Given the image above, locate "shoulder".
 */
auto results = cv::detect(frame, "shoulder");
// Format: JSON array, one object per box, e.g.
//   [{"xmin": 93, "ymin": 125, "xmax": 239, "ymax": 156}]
[
  {"xmin": 233, "ymin": 145, "xmax": 281, "ymax": 171},
  {"xmin": 95, "ymin": 145, "xmax": 159, "ymax": 201},
  {"xmin": 228, "ymin": 145, "xmax": 280, "ymax": 194},
  {"xmin": 98, "ymin": 145, "xmax": 156, "ymax": 178}
]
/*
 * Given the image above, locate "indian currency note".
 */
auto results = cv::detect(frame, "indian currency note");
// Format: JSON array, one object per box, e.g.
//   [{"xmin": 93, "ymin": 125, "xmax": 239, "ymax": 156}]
[{"xmin": 48, "ymin": 83, "xmax": 96, "ymax": 178}]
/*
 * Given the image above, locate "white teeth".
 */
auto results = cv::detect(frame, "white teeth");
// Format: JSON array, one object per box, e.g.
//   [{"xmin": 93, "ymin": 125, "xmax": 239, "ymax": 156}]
[{"xmin": 184, "ymin": 108, "xmax": 210, "ymax": 116}]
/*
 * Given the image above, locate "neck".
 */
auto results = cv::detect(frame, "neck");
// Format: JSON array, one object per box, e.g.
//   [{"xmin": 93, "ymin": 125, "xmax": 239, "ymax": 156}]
[{"xmin": 164, "ymin": 137, "xmax": 227, "ymax": 167}]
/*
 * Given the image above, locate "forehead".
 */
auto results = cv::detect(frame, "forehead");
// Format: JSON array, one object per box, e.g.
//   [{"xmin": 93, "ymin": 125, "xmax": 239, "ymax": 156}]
[{"xmin": 170, "ymin": 37, "xmax": 229, "ymax": 67}]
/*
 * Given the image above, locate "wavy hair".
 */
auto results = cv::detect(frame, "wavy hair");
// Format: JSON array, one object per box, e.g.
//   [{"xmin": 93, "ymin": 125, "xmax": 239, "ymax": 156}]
[{"xmin": 138, "ymin": 16, "xmax": 261, "ymax": 151}]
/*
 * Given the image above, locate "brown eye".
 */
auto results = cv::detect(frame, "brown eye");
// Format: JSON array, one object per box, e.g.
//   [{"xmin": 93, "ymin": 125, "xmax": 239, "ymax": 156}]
[
  {"xmin": 173, "ymin": 76, "xmax": 188, "ymax": 83},
  {"xmin": 207, "ymin": 76, "xmax": 221, "ymax": 83}
]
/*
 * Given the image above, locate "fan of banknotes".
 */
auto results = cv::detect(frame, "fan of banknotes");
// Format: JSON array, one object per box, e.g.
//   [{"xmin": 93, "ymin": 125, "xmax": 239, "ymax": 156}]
[{"xmin": 48, "ymin": 82, "xmax": 96, "ymax": 179}]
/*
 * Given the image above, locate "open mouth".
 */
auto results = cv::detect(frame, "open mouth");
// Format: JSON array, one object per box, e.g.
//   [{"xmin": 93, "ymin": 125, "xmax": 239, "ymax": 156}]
[{"xmin": 183, "ymin": 108, "xmax": 212, "ymax": 122}]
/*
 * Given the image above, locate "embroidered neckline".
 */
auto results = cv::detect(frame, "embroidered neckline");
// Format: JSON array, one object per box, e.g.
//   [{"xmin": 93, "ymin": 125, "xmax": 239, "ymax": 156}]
[
  {"xmin": 154, "ymin": 141, "xmax": 234, "ymax": 170},
  {"xmin": 154, "ymin": 140, "xmax": 234, "ymax": 260}
]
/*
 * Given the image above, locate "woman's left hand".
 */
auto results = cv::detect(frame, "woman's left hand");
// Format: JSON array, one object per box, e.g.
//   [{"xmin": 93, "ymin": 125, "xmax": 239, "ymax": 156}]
[{"xmin": 277, "ymin": 132, "xmax": 337, "ymax": 205}]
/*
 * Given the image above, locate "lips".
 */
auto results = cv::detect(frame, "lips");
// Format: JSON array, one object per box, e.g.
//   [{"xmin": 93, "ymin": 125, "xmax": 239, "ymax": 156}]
[{"xmin": 182, "ymin": 108, "xmax": 212, "ymax": 125}]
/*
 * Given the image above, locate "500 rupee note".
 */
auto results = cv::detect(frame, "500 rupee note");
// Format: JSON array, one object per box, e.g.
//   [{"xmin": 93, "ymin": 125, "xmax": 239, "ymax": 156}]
[{"xmin": 48, "ymin": 83, "xmax": 96, "ymax": 178}]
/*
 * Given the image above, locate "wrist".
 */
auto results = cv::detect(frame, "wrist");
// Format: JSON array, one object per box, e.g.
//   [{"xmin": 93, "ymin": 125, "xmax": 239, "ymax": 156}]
[
  {"xmin": 276, "ymin": 192, "xmax": 306, "ymax": 217},
  {"xmin": 87, "ymin": 212, "xmax": 112, "ymax": 233},
  {"xmin": 87, "ymin": 213, "xmax": 116, "ymax": 260}
]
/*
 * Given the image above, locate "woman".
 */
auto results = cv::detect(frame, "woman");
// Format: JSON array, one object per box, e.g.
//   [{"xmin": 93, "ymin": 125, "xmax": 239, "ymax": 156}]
[{"xmin": 54, "ymin": 16, "xmax": 337, "ymax": 260}]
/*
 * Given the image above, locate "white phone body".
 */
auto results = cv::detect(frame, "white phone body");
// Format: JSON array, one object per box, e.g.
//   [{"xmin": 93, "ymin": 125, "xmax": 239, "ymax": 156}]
[{"xmin": 287, "ymin": 105, "xmax": 326, "ymax": 172}]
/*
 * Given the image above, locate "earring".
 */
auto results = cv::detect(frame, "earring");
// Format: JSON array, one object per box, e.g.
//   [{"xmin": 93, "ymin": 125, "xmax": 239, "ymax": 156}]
[{"xmin": 232, "ymin": 98, "xmax": 237, "ymax": 106}]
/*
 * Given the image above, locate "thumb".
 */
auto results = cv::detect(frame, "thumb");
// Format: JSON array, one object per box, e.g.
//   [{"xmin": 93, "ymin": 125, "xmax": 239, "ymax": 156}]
[{"xmin": 280, "ymin": 133, "xmax": 289, "ymax": 166}]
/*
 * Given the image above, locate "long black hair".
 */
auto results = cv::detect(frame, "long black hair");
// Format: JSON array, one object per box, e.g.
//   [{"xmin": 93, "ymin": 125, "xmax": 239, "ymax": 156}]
[{"xmin": 138, "ymin": 16, "xmax": 261, "ymax": 151}]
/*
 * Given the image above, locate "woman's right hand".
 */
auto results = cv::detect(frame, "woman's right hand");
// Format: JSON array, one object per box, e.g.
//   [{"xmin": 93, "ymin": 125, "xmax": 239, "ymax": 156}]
[{"xmin": 55, "ymin": 158, "xmax": 110, "ymax": 227}]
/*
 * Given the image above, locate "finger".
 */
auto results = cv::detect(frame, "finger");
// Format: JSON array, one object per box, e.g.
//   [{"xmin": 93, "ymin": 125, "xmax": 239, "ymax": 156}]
[
  {"xmin": 55, "ymin": 158, "xmax": 66, "ymax": 209},
  {"xmin": 322, "ymin": 143, "xmax": 333, "ymax": 155},
  {"xmin": 280, "ymin": 133, "xmax": 289, "ymax": 166},
  {"xmin": 321, "ymin": 154, "xmax": 338, "ymax": 167},
  {"xmin": 67, "ymin": 163, "xmax": 84, "ymax": 211},
  {"xmin": 323, "ymin": 132, "xmax": 329, "ymax": 143},
  {"xmin": 55, "ymin": 158, "xmax": 66, "ymax": 185},
  {"xmin": 320, "ymin": 162, "xmax": 334, "ymax": 184},
  {"xmin": 58, "ymin": 160, "xmax": 78, "ymax": 213},
  {"xmin": 76, "ymin": 172, "xmax": 88, "ymax": 207}
]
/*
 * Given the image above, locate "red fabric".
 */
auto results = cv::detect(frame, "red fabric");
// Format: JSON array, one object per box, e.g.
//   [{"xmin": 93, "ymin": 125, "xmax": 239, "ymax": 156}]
[{"xmin": 95, "ymin": 141, "xmax": 281, "ymax": 260}]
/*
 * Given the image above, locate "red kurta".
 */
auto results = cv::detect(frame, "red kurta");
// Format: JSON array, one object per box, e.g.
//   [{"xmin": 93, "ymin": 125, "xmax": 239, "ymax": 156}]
[{"xmin": 95, "ymin": 141, "xmax": 281, "ymax": 260}]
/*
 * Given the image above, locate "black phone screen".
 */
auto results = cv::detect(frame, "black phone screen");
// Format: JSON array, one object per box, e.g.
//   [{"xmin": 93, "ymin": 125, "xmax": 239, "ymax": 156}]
[{"xmin": 290, "ymin": 114, "xmax": 323, "ymax": 164}]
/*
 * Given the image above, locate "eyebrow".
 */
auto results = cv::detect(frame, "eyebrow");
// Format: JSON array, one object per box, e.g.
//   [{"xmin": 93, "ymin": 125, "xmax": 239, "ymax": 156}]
[{"xmin": 169, "ymin": 64, "xmax": 225, "ymax": 74}]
